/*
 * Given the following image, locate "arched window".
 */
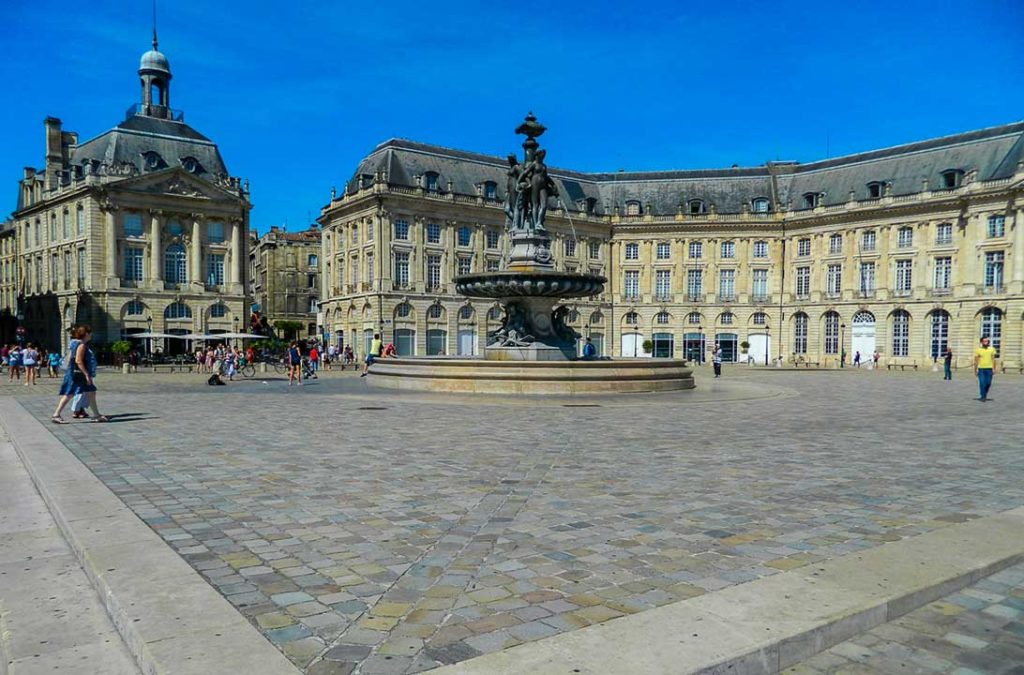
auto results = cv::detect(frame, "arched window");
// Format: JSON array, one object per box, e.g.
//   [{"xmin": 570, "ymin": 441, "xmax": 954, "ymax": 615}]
[
  {"xmin": 164, "ymin": 243, "xmax": 187, "ymax": 283},
  {"xmin": 940, "ymin": 169, "xmax": 962, "ymax": 189},
  {"xmin": 458, "ymin": 305, "xmax": 475, "ymax": 321},
  {"xmin": 210, "ymin": 303, "xmax": 228, "ymax": 318},
  {"xmin": 866, "ymin": 181, "xmax": 884, "ymax": 199},
  {"xmin": 823, "ymin": 311, "xmax": 840, "ymax": 354},
  {"xmin": 751, "ymin": 198, "xmax": 770, "ymax": 213},
  {"xmin": 164, "ymin": 302, "xmax": 192, "ymax": 320},
  {"xmin": 752, "ymin": 312, "xmax": 767, "ymax": 325},
  {"xmin": 793, "ymin": 313, "xmax": 808, "ymax": 354},
  {"xmin": 687, "ymin": 312, "xmax": 702, "ymax": 325},
  {"xmin": 624, "ymin": 311, "xmax": 639, "ymax": 325},
  {"xmin": 124, "ymin": 300, "xmax": 145, "ymax": 316},
  {"xmin": 589, "ymin": 311, "xmax": 604, "ymax": 325},
  {"xmin": 853, "ymin": 310, "xmax": 875, "ymax": 324},
  {"xmin": 655, "ymin": 311, "xmax": 670, "ymax": 325},
  {"xmin": 891, "ymin": 310, "xmax": 910, "ymax": 356},
  {"xmin": 625, "ymin": 200, "xmax": 641, "ymax": 216},
  {"xmin": 568, "ymin": 309, "xmax": 579, "ymax": 323},
  {"xmin": 395, "ymin": 303, "xmax": 412, "ymax": 319},
  {"xmin": 427, "ymin": 304, "xmax": 443, "ymax": 319},
  {"xmin": 487, "ymin": 306, "xmax": 502, "ymax": 321},
  {"xmin": 980, "ymin": 307, "xmax": 1002, "ymax": 353},
  {"xmin": 719, "ymin": 312, "xmax": 734, "ymax": 325},
  {"xmin": 929, "ymin": 310, "xmax": 949, "ymax": 358},
  {"xmin": 687, "ymin": 199, "xmax": 705, "ymax": 215}
]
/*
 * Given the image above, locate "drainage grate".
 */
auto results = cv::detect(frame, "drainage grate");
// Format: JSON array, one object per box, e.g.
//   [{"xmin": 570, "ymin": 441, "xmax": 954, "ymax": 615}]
[
  {"xmin": 357, "ymin": 406, "xmax": 388, "ymax": 411},
  {"xmin": 562, "ymin": 404, "xmax": 601, "ymax": 408}
]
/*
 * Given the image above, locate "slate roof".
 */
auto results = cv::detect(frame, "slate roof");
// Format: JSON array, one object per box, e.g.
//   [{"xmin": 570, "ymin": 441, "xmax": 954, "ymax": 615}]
[
  {"xmin": 72, "ymin": 115, "xmax": 228, "ymax": 177},
  {"xmin": 344, "ymin": 121, "xmax": 1024, "ymax": 216}
]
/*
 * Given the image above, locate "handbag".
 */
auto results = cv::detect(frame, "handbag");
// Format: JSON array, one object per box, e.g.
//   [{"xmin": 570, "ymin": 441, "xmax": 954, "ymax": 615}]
[{"xmin": 70, "ymin": 358, "xmax": 88, "ymax": 385}]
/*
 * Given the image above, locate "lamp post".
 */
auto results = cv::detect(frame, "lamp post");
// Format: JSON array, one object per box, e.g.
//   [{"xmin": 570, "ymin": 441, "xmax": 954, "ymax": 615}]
[
  {"xmin": 633, "ymin": 324, "xmax": 639, "ymax": 358},
  {"xmin": 840, "ymin": 322, "xmax": 847, "ymax": 368},
  {"xmin": 234, "ymin": 316, "xmax": 240, "ymax": 349},
  {"xmin": 15, "ymin": 310, "xmax": 25, "ymax": 345},
  {"xmin": 145, "ymin": 316, "xmax": 152, "ymax": 356},
  {"xmin": 765, "ymin": 325, "xmax": 770, "ymax": 366},
  {"xmin": 697, "ymin": 325, "xmax": 704, "ymax": 364}
]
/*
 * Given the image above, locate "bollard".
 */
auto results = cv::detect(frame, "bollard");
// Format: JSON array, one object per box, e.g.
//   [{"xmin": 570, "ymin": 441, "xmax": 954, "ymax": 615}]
[
  {"xmin": 122, "ymin": 363, "xmax": 130, "ymax": 374},
  {"xmin": 260, "ymin": 362, "xmax": 268, "ymax": 373}
]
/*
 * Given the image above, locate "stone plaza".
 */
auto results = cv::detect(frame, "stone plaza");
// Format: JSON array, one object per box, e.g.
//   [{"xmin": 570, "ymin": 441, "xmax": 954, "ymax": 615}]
[{"xmin": 2, "ymin": 367, "xmax": 1023, "ymax": 674}]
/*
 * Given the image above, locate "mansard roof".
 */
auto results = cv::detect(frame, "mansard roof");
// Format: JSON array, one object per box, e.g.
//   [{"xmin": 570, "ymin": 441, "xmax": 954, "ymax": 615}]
[{"xmin": 344, "ymin": 121, "xmax": 1024, "ymax": 216}]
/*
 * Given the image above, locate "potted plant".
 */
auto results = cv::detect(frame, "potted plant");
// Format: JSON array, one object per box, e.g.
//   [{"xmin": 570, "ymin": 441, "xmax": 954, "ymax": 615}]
[
  {"xmin": 739, "ymin": 340, "xmax": 750, "ymax": 354},
  {"xmin": 111, "ymin": 340, "xmax": 133, "ymax": 367},
  {"xmin": 642, "ymin": 339, "xmax": 654, "ymax": 355}
]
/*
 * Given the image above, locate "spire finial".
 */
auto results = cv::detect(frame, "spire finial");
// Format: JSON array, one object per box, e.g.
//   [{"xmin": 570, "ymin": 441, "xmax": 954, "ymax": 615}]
[{"xmin": 151, "ymin": 0, "xmax": 158, "ymax": 49}]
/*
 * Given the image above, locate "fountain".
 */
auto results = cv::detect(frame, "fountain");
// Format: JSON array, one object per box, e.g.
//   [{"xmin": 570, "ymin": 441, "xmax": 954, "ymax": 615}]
[{"xmin": 368, "ymin": 114, "xmax": 694, "ymax": 394}]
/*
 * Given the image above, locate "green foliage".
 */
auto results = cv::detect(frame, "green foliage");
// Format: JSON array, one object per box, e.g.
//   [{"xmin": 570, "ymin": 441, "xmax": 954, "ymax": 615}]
[
  {"xmin": 273, "ymin": 320, "xmax": 304, "ymax": 332},
  {"xmin": 111, "ymin": 340, "xmax": 133, "ymax": 355},
  {"xmin": 642, "ymin": 339, "xmax": 654, "ymax": 352},
  {"xmin": 740, "ymin": 340, "xmax": 750, "ymax": 350}
]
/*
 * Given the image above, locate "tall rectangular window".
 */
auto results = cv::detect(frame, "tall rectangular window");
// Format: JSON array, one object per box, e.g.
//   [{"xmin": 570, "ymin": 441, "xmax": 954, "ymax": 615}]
[
  {"xmin": 207, "ymin": 221, "xmax": 225, "ymax": 242},
  {"xmin": 859, "ymin": 262, "xmax": 875, "ymax": 294},
  {"xmin": 688, "ymin": 241, "xmax": 702, "ymax": 259},
  {"xmin": 824, "ymin": 313, "xmax": 839, "ymax": 355},
  {"xmin": 718, "ymin": 269, "xmax": 735, "ymax": 299},
  {"xmin": 687, "ymin": 269, "xmax": 702, "ymax": 298},
  {"xmin": 984, "ymin": 252, "xmax": 1004, "ymax": 289},
  {"xmin": 861, "ymin": 230, "xmax": 876, "ymax": 251},
  {"xmin": 351, "ymin": 223, "xmax": 359, "ymax": 244},
  {"xmin": 987, "ymin": 215, "xmax": 1006, "ymax": 238},
  {"xmin": 826, "ymin": 264, "xmax": 842, "ymax": 296},
  {"xmin": 934, "ymin": 256, "xmax": 952, "ymax": 290},
  {"xmin": 76, "ymin": 208, "xmax": 85, "ymax": 235},
  {"xmin": 77, "ymin": 249, "xmax": 86, "ymax": 285},
  {"xmin": 624, "ymin": 270, "xmax": 639, "ymax": 299},
  {"xmin": 797, "ymin": 239, "xmax": 811, "ymax": 257},
  {"xmin": 655, "ymin": 269, "xmax": 671, "ymax": 299},
  {"xmin": 458, "ymin": 255, "xmax": 472, "ymax": 276},
  {"xmin": 720, "ymin": 241, "xmax": 735, "ymax": 259},
  {"xmin": 828, "ymin": 234, "xmax": 842, "ymax": 254},
  {"xmin": 457, "ymin": 226, "xmax": 472, "ymax": 247},
  {"xmin": 124, "ymin": 247, "xmax": 144, "ymax": 281},
  {"xmin": 35, "ymin": 257, "xmax": 42, "ymax": 292},
  {"xmin": 625, "ymin": 243, "xmax": 639, "ymax": 260},
  {"xmin": 207, "ymin": 253, "xmax": 225, "ymax": 286},
  {"xmin": 394, "ymin": 219, "xmax": 409, "ymax": 240},
  {"xmin": 365, "ymin": 221, "xmax": 373, "ymax": 241},
  {"xmin": 50, "ymin": 254, "xmax": 57, "ymax": 290},
  {"xmin": 351, "ymin": 257, "xmax": 359, "ymax": 286},
  {"xmin": 892, "ymin": 312, "xmax": 910, "ymax": 356},
  {"xmin": 486, "ymin": 259, "xmax": 500, "ymax": 272},
  {"xmin": 394, "ymin": 251, "xmax": 409, "ymax": 287},
  {"xmin": 897, "ymin": 227, "xmax": 913, "ymax": 248},
  {"xmin": 62, "ymin": 211, "xmax": 70, "ymax": 239},
  {"xmin": 794, "ymin": 314, "xmax": 808, "ymax": 354},
  {"xmin": 564, "ymin": 239, "xmax": 576, "ymax": 257},
  {"xmin": 751, "ymin": 268, "xmax": 768, "ymax": 299},
  {"xmin": 486, "ymin": 229, "xmax": 499, "ymax": 249},
  {"xmin": 63, "ymin": 254, "xmax": 71, "ymax": 290},
  {"xmin": 588, "ymin": 241, "xmax": 601, "ymax": 259},
  {"xmin": 426, "ymin": 222, "xmax": 441, "ymax": 244},
  {"xmin": 427, "ymin": 254, "xmax": 441, "ymax": 289},
  {"xmin": 935, "ymin": 223, "xmax": 952, "ymax": 245},
  {"xmin": 365, "ymin": 252, "xmax": 374, "ymax": 286},
  {"xmin": 895, "ymin": 259, "xmax": 913, "ymax": 293},
  {"xmin": 795, "ymin": 266, "xmax": 810, "ymax": 297},
  {"xmin": 656, "ymin": 242, "xmax": 671, "ymax": 259},
  {"xmin": 753, "ymin": 241, "xmax": 768, "ymax": 258}
]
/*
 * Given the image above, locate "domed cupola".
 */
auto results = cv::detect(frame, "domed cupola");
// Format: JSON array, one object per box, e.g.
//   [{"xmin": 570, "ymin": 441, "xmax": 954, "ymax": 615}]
[{"xmin": 138, "ymin": 29, "xmax": 173, "ymax": 118}]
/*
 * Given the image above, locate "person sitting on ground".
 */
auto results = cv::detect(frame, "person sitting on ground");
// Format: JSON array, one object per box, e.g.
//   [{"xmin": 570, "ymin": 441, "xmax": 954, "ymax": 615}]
[
  {"xmin": 581, "ymin": 336, "xmax": 597, "ymax": 360},
  {"xmin": 383, "ymin": 342, "xmax": 398, "ymax": 358},
  {"xmin": 207, "ymin": 357, "xmax": 226, "ymax": 386}
]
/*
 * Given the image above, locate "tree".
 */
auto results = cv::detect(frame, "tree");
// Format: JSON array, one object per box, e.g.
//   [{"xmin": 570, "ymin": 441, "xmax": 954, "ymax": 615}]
[{"xmin": 273, "ymin": 320, "xmax": 303, "ymax": 340}]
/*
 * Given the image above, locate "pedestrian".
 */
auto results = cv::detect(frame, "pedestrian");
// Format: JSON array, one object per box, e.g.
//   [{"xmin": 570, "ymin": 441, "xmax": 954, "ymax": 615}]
[
  {"xmin": 224, "ymin": 348, "xmax": 237, "ymax": 381},
  {"xmin": 23, "ymin": 343, "xmax": 39, "ymax": 385},
  {"xmin": 943, "ymin": 346, "xmax": 953, "ymax": 381},
  {"xmin": 344, "ymin": 345, "xmax": 354, "ymax": 368},
  {"xmin": 581, "ymin": 336, "xmax": 597, "ymax": 360},
  {"xmin": 47, "ymin": 348, "xmax": 62, "ymax": 378},
  {"xmin": 853, "ymin": 351, "xmax": 861, "ymax": 368},
  {"xmin": 361, "ymin": 333, "xmax": 382, "ymax": 377},
  {"xmin": 8, "ymin": 345, "xmax": 23, "ymax": 382},
  {"xmin": 0, "ymin": 344, "xmax": 8, "ymax": 373},
  {"xmin": 128, "ymin": 349, "xmax": 140, "ymax": 373},
  {"xmin": 309, "ymin": 344, "xmax": 320, "ymax": 373},
  {"xmin": 287, "ymin": 341, "xmax": 302, "ymax": 386},
  {"xmin": 973, "ymin": 337, "xmax": 997, "ymax": 401},
  {"xmin": 52, "ymin": 325, "xmax": 108, "ymax": 423},
  {"xmin": 326, "ymin": 344, "xmax": 337, "ymax": 371},
  {"xmin": 195, "ymin": 348, "xmax": 206, "ymax": 373},
  {"xmin": 872, "ymin": 351, "xmax": 880, "ymax": 370},
  {"xmin": 712, "ymin": 343, "xmax": 723, "ymax": 378}
]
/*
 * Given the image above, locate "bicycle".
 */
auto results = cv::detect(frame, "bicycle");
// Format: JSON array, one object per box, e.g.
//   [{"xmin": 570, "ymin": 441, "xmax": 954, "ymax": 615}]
[
  {"xmin": 237, "ymin": 359, "xmax": 256, "ymax": 378},
  {"xmin": 274, "ymin": 357, "xmax": 289, "ymax": 375}
]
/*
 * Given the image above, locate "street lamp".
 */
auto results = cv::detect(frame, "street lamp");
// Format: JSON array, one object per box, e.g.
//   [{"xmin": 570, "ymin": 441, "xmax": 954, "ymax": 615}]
[
  {"xmin": 765, "ymin": 325, "xmax": 770, "ymax": 366},
  {"xmin": 840, "ymin": 322, "xmax": 847, "ymax": 368},
  {"xmin": 697, "ymin": 325, "xmax": 704, "ymax": 364},
  {"xmin": 633, "ymin": 324, "xmax": 639, "ymax": 358},
  {"xmin": 145, "ymin": 316, "xmax": 153, "ymax": 356}
]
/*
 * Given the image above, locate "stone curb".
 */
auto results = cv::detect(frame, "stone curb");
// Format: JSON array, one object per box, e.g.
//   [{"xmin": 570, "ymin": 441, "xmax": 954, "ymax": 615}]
[
  {"xmin": 434, "ymin": 507, "xmax": 1024, "ymax": 675},
  {"xmin": 0, "ymin": 399, "xmax": 299, "ymax": 675}
]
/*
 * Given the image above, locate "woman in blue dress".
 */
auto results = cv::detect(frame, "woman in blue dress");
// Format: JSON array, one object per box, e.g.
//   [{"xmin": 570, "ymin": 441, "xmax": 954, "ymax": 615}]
[{"xmin": 51, "ymin": 325, "xmax": 108, "ymax": 423}]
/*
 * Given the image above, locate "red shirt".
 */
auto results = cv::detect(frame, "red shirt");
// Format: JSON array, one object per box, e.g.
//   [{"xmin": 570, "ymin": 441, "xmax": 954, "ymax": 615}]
[{"xmin": 309, "ymin": 348, "xmax": 319, "ymax": 361}]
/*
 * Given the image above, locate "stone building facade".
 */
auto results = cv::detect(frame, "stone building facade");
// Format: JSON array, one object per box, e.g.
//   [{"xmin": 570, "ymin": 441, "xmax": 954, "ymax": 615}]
[
  {"xmin": 0, "ymin": 224, "xmax": 19, "ymax": 343},
  {"xmin": 8, "ymin": 34, "xmax": 250, "ymax": 353},
  {"xmin": 249, "ymin": 225, "xmax": 321, "ymax": 339},
  {"xmin": 318, "ymin": 122, "xmax": 1024, "ymax": 368}
]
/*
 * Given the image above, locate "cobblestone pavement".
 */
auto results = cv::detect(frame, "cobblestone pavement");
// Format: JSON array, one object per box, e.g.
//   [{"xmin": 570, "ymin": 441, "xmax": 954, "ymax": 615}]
[
  {"xmin": 786, "ymin": 561, "xmax": 1024, "ymax": 674},
  {"xmin": 6, "ymin": 367, "xmax": 1024, "ymax": 674}
]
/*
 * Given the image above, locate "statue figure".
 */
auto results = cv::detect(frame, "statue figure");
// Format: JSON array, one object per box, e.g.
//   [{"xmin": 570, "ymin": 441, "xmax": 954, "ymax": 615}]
[
  {"xmin": 551, "ymin": 305, "xmax": 579, "ymax": 343},
  {"xmin": 504, "ymin": 154, "xmax": 525, "ymax": 232},
  {"xmin": 516, "ymin": 149, "xmax": 556, "ymax": 232},
  {"xmin": 501, "ymin": 329, "xmax": 534, "ymax": 347}
]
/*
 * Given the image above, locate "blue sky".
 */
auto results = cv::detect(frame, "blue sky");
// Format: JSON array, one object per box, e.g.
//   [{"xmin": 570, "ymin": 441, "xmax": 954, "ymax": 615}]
[{"xmin": 2, "ymin": 0, "xmax": 1022, "ymax": 232}]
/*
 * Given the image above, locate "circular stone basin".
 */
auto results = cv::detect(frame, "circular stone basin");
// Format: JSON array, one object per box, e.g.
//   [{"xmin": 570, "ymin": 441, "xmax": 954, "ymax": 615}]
[
  {"xmin": 455, "ymin": 272, "xmax": 606, "ymax": 299},
  {"xmin": 367, "ymin": 358, "xmax": 693, "ymax": 395}
]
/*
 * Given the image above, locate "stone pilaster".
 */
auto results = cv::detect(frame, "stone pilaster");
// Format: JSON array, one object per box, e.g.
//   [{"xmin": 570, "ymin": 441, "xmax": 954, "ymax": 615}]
[
  {"xmin": 103, "ymin": 205, "xmax": 119, "ymax": 289},
  {"xmin": 1011, "ymin": 207, "xmax": 1024, "ymax": 293},
  {"xmin": 149, "ymin": 210, "xmax": 163, "ymax": 289},
  {"xmin": 190, "ymin": 215, "xmax": 203, "ymax": 290}
]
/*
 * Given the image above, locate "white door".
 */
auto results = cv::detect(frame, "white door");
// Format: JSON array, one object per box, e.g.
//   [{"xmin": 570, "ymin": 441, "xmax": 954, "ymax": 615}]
[
  {"xmin": 457, "ymin": 329, "xmax": 477, "ymax": 356},
  {"xmin": 621, "ymin": 333, "xmax": 642, "ymax": 358},
  {"xmin": 850, "ymin": 312, "xmax": 876, "ymax": 364},
  {"xmin": 747, "ymin": 334, "xmax": 771, "ymax": 365}
]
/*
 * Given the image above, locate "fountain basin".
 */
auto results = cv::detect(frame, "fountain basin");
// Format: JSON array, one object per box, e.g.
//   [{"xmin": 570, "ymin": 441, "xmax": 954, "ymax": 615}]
[
  {"xmin": 367, "ymin": 358, "xmax": 694, "ymax": 395},
  {"xmin": 455, "ymin": 272, "xmax": 606, "ymax": 299}
]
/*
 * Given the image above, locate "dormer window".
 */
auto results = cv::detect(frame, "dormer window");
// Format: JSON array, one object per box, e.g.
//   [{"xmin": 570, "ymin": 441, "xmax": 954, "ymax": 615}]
[
  {"xmin": 424, "ymin": 172, "xmax": 440, "ymax": 192},
  {"xmin": 866, "ymin": 182, "xmax": 884, "ymax": 199},
  {"xmin": 940, "ymin": 169, "xmax": 962, "ymax": 189},
  {"xmin": 483, "ymin": 181, "xmax": 497, "ymax": 199},
  {"xmin": 751, "ymin": 198, "xmax": 770, "ymax": 213},
  {"xmin": 625, "ymin": 200, "xmax": 641, "ymax": 216},
  {"xmin": 359, "ymin": 174, "xmax": 373, "ymax": 189},
  {"xmin": 803, "ymin": 192, "xmax": 821, "ymax": 208},
  {"xmin": 687, "ymin": 199, "xmax": 706, "ymax": 215},
  {"xmin": 141, "ymin": 151, "xmax": 165, "ymax": 171},
  {"xmin": 180, "ymin": 156, "xmax": 204, "ymax": 174}
]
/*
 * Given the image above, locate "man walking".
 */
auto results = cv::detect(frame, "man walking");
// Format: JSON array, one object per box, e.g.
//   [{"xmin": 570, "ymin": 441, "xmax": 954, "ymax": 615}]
[
  {"xmin": 973, "ymin": 337, "xmax": 997, "ymax": 401},
  {"xmin": 943, "ymin": 346, "xmax": 953, "ymax": 381},
  {"xmin": 361, "ymin": 333, "xmax": 382, "ymax": 377},
  {"xmin": 712, "ymin": 343, "xmax": 723, "ymax": 378}
]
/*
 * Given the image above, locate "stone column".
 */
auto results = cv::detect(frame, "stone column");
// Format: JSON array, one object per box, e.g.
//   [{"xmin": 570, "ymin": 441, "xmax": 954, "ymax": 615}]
[
  {"xmin": 190, "ymin": 215, "xmax": 203, "ymax": 289},
  {"xmin": 229, "ymin": 219, "xmax": 243, "ymax": 294},
  {"xmin": 104, "ymin": 206, "xmax": 119, "ymax": 289},
  {"xmin": 1011, "ymin": 207, "xmax": 1024, "ymax": 293},
  {"xmin": 150, "ymin": 210, "xmax": 163, "ymax": 289}
]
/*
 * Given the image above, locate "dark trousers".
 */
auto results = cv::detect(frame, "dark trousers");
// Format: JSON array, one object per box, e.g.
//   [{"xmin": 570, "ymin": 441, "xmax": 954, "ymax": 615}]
[
  {"xmin": 944, "ymin": 363, "xmax": 952, "ymax": 380},
  {"xmin": 713, "ymin": 362, "xmax": 721, "ymax": 377},
  {"xmin": 978, "ymin": 368, "xmax": 993, "ymax": 400}
]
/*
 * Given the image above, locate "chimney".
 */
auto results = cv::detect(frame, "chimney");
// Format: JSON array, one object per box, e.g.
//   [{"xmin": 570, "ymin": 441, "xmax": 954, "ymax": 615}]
[{"xmin": 44, "ymin": 117, "xmax": 63, "ymax": 190}]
